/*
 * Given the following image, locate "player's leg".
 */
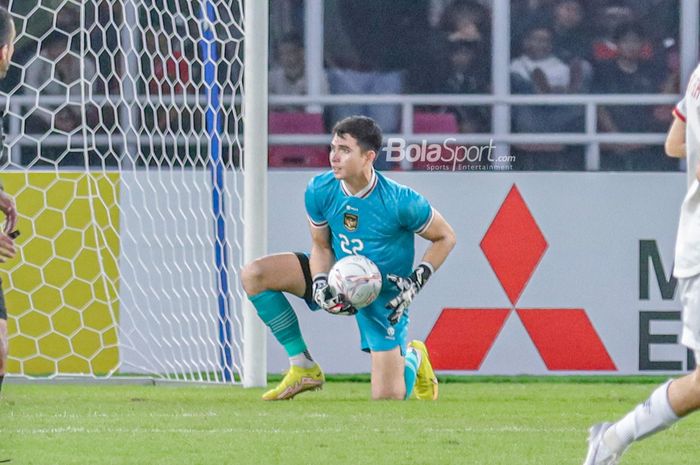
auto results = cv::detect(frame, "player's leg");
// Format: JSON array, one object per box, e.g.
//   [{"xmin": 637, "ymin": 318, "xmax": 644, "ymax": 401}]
[
  {"xmin": 0, "ymin": 320, "xmax": 6, "ymax": 393},
  {"xmin": 583, "ymin": 274, "xmax": 700, "ymax": 464},
  {"xmin": 408, "ymin": 340, "xmax": 439, "ymax": 400},
  {"xmin": 667, "ymin": 272, "xmax": 700, "ymax": 414},
  {"xmin": 370, "ymin": 347, "xmax": 406, "ymax": 400},
  {"xmin": 241, "ymin": 252, "xmax": 309, "ymax": 358},
  {"xmin": 241, "ymin": 252, "xmax": 307, "ymax": 296},
  {"xmin": 667, "ymin": 365, "xmax": 700, "ymax": 413},
  {"xmin": 0, "ymin": 285, "xmax": 7, "ymax": 394},
  {"xmin": 369, "ymin": 344, "xmax": 437, "ymax": 400},
  {"xmin": 358, "ymin": 307, "xmax": 437, "ymax": 400},
  {"xmin": 241, "ymin": 252, "xmax": 323, "ymax": 400}
]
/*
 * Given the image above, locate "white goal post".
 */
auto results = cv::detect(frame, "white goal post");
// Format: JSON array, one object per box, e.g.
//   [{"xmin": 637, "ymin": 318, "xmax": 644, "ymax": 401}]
[{"xmin": 2, "ymin": 0, "xmax": 267, "ymax": 385}]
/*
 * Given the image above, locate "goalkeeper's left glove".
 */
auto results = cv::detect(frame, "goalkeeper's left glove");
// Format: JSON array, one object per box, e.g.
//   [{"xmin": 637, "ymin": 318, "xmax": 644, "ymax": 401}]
[{"xmin": 385, "ymin": 262, "xmax": 433, "ymax": 325}]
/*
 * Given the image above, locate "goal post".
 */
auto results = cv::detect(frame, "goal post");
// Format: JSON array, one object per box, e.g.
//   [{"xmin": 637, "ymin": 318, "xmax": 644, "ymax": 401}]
[
  {"xmin": 2, "ymin": 0, "xmax": 268, "ymax": 385},
  {"xmin": 242, "ymin": 0, "xmax": 268, "ymax": 388}
]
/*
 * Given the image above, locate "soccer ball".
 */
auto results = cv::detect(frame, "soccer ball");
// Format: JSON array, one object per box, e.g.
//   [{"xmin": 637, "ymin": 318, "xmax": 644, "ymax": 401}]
[{"xmin": 328, "ymin": 255, "xmax": 382, "ymax": 309}]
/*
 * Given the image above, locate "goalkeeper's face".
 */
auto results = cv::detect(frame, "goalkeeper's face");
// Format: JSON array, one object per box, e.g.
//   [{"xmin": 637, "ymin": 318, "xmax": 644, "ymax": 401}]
[
  {"xmin": 329, "ymin": 133, "xmax": 375, "ymax": 180},
  {"xmin": 0, "ymin": 24, "xmax": 15, "ymax": 80}
]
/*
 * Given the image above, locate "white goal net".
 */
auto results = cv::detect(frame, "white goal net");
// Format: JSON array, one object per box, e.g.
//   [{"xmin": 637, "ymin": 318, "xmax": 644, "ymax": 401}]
[{"xmin": 1, "ymin": 0, "xmax": 254, "ymax": 383}]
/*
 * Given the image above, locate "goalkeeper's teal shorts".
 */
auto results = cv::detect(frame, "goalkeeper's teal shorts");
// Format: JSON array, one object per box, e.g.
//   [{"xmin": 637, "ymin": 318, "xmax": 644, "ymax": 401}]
[{"xmin": 295, "ymin": 252, "xmax": 408, "ymax": 355}]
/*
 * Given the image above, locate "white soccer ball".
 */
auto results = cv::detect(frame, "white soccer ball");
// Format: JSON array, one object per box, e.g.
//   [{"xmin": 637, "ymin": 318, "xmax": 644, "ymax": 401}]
[{"xmin": 328, "ymin": 255, "xmax": 382, "ymax": 309}]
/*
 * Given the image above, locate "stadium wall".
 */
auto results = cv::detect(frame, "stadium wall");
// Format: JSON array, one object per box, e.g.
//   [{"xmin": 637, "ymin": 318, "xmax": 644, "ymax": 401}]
[
  {"xmin": 262, "ymin": 172, "xmax": 689, "ymax": 376},
  {"xmin": 7, "ymin": 171, "xmax": 691, "ymax": 376}
]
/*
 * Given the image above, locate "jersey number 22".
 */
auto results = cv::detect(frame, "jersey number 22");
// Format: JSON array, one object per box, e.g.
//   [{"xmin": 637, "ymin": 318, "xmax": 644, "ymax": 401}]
[{"xmin": 338, "ymin": 233, "xmax": 364, "ymax": 255}]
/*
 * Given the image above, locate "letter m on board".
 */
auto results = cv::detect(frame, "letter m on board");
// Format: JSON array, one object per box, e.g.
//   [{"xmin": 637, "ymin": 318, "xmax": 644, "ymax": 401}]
[{"xmin": 639, "ymin": 240, "xmax": 677, "ymax": 300}]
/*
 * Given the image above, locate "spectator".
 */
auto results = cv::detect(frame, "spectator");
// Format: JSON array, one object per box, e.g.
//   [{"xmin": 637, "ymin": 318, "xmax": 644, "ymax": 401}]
[
  {"xmin": 512, "ymin": 27, "xmax": 573, "ymax": 89},
  {"xmin": 551, "ymin": 0, "xmax": 590, "ymax": 64},
  {"xmin": 511, "ymin": 0, "xmax": 557, "ymax": 53},
  {"xmin": 439, "ymin": 0, "xmax": 491, "ymax": 45},
  {"xmin": 21, "ymin": 31, "xmax": 99, "ymax": 166},
  {"xmin": 593, "ymin": 23, "xmax": 677, "ymax": 171},
  {"xmin": 55, "ymin": 3, "xmax": 80, "ymax": 35},
  {"xmin": 148, "ymin": 32, "xmax": 193, "ymax": 96},
  {"xmin": 268, "ymin": 32, "xmax": 328, "ymax": 112},
  {"xmin": 590, "ymin": 4, "xmax": 653, "ymax": 63},
  {"xmin": 440, "ymin": 40, "xmax": 490, "ymax": 133},
  {"xmin": 436, "ymin": 0, "xmax": 491, "ymax": 89},
  {"xmin": 628, "ymin": 0, "xmax": 680, "ymax": 101},
  {"xmin": 324, "ymin": 0, "xmax": 430, "ymax": 133},
  {"xmin": 421, "ymin": 0, "xmax": 490, "ymax": 134},
  {"xmin": 549, "ymin": 0, "xmax": 593, "ymax": 95},
  {"xmin": 510, "ymin": 24, "xmax": 585, "ymax": 170},
  {"xmin": 24, "ymin": 31, "xmax": 97, "ymax": 135},
  {"xmin": 92, "ymin": 2, "xmax": 123, "ymax": 96},
  {"xmin": 143, "ymin": 31, "xmax": 195, "ymax": 133},
  {"xmin": 629, "ymin": 0, "xmax": 678, "ymax": 47}
]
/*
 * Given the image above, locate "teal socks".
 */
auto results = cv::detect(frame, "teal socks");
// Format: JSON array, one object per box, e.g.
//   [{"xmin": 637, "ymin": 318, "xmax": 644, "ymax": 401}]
[
  {"xmin": 404, "ymin": 347, "xmax": 420, "ymax": 400},
  {"xmin": 249, "ymin": 290, "xmax": 307, "ymax": 357}
]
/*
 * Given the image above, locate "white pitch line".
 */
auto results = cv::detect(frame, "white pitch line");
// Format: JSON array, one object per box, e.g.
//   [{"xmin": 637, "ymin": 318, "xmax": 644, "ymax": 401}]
[
  {"xmin": 6, "ymin": 411, "xmax": 221, "ymax": 419},
  {"xmin": 10, "ymin": 426, "xmax": 579, "ymax": 435}
]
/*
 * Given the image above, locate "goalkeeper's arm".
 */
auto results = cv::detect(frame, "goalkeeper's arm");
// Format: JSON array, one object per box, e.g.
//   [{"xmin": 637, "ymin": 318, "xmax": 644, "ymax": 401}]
[
  {"xmin": 308, "ymin": 221, "xmax": 334, "ymax": 278},
  {"xmin": 307, "ymin": 221, "xmax": 355, "ymax": 315},
  {"xmin": 386, "ymin": 210, "xmax": 456, "ymax": 324},
  {"xmin": 415, "ymin": 210, "xmax": 457, "ymax": 272}
]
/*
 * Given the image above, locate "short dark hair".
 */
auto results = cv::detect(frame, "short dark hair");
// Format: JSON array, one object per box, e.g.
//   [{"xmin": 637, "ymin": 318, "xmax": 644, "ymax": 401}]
[
  {"xmin": 0, "ymin": 7, "xmax": 13, "ymax": 47},
  {"xmin": 613, "ymin": 23, "xmax": 644, "ymax": 43},
  {"xmin": 332, "ymin": 116, "xmax": 383, "ymax": 154},
  {"xmin": 523, "ymin": 22, "xmax": 552, "ymax": 39}
]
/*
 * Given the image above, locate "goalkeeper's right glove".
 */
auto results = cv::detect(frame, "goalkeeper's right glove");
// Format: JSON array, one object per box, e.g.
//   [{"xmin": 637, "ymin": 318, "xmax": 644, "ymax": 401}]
[{"xmin": 312, "ymin": 274, "xmax": 357, "ymax": 316}]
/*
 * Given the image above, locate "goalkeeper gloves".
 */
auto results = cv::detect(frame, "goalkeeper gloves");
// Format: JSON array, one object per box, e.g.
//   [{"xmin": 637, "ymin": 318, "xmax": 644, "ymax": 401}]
[
  {"xmin": 385, "ymin": 262, "xmax": 433, "ymax": 325},
  {"xmin": 312, "ymin": 274, "xmax": 358, "ymax": 316}
]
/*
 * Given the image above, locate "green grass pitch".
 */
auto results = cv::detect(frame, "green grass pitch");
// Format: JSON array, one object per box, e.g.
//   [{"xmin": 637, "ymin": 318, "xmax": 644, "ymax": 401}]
[{"xmin": 2, "ymin": 378, "xmax": 700, "ymax": 465}]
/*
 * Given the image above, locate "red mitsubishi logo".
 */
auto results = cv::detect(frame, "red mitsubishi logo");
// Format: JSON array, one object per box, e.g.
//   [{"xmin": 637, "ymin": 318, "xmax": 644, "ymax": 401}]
[{"xmin": 426, "ymin": 185, "xmax": 616, "ymax": 371}]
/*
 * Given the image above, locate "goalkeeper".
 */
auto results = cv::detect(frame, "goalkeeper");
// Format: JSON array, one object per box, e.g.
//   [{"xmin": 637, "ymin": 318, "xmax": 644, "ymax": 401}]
[
  {"xmin": 0, "ymin": 6, "xmax": 18, "ymax": 395},
  {"xmin": 241, "ymin": 116, "xmax": 456, "ymax": 401}
]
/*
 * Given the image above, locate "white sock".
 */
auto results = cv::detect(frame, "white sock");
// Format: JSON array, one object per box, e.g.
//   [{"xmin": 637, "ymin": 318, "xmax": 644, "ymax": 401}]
[
  {"xmin": 604, "ymin": 380, "xmax": 679, "ymax": 454},
  {"xmin": 289, "ymin": 350, "xmax": 316, "ymax": 369}
]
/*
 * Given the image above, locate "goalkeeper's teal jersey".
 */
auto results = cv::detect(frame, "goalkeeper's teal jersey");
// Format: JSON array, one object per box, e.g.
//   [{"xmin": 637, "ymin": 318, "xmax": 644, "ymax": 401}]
[
  {"xmin": 305, "ymin": 169, "xmax": 434, "ymax": 353},
  {"xmin": 304, "ymin": 169, "xmax": 434, "ymax": 301}
]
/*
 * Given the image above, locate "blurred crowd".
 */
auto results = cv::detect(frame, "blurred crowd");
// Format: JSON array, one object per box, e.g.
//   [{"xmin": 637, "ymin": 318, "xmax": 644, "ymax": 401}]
[
  {"xmin": 271, "ymin": 0, "xmax": 682, "ymax": 171},
  {"xmin": 0, "ymin": 0, "xmax": 685, "ymax": 171}
]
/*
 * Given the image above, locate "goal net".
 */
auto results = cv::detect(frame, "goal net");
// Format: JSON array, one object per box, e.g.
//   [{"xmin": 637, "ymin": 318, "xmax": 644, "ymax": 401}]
[{"xmin": 1, "ymin": 0, "xmax": 256, "ymax": 383}]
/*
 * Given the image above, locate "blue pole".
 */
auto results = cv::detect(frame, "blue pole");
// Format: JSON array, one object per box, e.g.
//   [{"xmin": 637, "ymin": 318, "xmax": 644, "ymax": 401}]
[{"xmin": 199, "ymin": 2, "xmax": 233, "ymax": 382}]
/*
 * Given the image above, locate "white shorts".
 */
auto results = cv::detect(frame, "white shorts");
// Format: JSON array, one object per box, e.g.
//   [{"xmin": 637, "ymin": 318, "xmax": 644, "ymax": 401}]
[{"xmin": 678, "ymin": 274, "xmax": 700, "ymax": 363}]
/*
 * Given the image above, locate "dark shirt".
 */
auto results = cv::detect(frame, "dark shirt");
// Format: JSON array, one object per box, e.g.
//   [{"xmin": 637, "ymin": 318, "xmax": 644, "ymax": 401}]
[
  {"xmin": 593, "ymin": 60, "xmax": 659, "ymax": 94},
  {"xmin": 552, "ymin": 27, "xmax": 591, "ymax": 63},
  {"xmin": 593, "ymin": 60, "xmax": 660, "ymax": 132},
  {"xmin": 325, "ymin": 0, "xmax": 431, "ymax": 72}
]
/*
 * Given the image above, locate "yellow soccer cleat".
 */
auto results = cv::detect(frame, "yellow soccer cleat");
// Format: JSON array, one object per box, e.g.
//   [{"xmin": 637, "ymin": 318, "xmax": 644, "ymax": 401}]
[
  {"xmin": 262, "ymin": 363, "xmax": 325, "ymax": 401},
  {"xmin": 409, "ymin": 340, "xmax": 438, "ymax": 400}
]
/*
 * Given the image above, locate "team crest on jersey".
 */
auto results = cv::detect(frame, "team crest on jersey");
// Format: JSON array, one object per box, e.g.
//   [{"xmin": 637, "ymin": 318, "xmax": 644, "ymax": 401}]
[{"xmin": 343, "ymin": 212, "xmax": 358, "ymax": 231}]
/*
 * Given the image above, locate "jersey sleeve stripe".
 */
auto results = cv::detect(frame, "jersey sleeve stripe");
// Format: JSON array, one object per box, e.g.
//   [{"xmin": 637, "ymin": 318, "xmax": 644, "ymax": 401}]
[
  {"xmin": 673, "ymin": 106, "xmax": 687, "ymax": 122},
  {"xmin": 307, "ymin": 216, "xmax": 328, "ymax": 228},
  {"xmin": 415, "ymin": 208, "xmax": 435, "ymax": 234}
]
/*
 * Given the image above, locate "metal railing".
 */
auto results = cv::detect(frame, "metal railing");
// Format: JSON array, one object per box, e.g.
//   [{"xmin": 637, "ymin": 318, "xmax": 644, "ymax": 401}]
[
  {"xmin": 3, "ymin": 92, "xmax": 678, "ymax": 171},
  {"xmin": 267, "ymin": 93, "xmax": 678, "ymax": 171}
]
